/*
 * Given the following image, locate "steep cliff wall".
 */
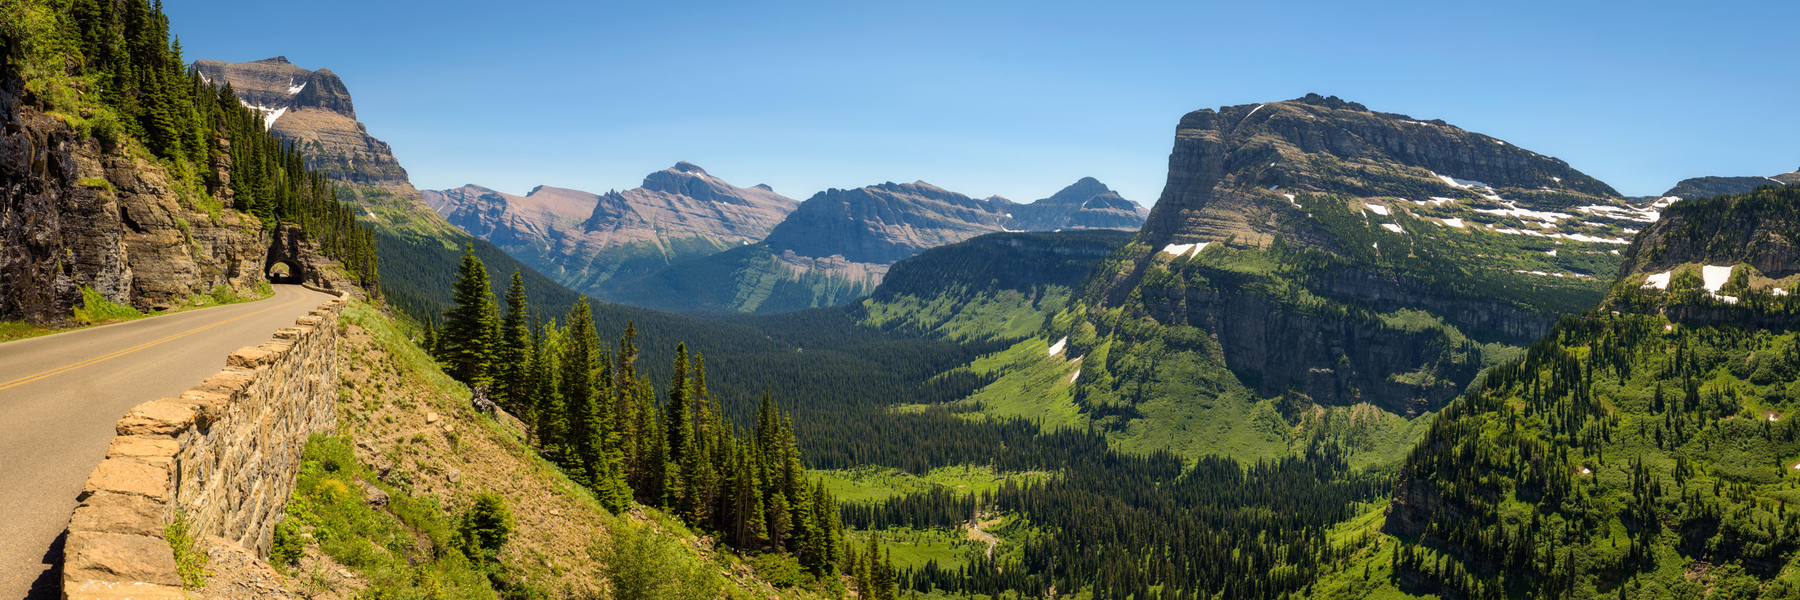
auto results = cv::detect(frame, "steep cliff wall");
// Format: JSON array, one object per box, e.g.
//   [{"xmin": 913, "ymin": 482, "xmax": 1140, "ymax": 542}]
[
  {"xmin": 0, "ymin": 102, "xmax": 268, "ymax": 325},
  {"xmin": 59, "ymin": 293, "xmax": 345, "ymax": 598}
]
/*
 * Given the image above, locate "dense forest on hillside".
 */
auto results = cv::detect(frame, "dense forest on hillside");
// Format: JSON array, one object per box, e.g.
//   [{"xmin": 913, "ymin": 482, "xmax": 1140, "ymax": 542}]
[
  {"xmin": 3, "ymin": 0, "xmax": 379, "ymax": 293},
  {"xmin": 1389, "ymin": 311, "xmax": 1800, "ymax": 597}
]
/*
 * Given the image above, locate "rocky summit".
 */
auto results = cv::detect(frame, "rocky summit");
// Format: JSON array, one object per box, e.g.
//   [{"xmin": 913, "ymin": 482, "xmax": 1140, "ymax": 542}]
[
  {"xmin": 1003, "ymin": 177, "xmax": 1148, "ymax": 231},
  {"xmin": 423, "ymin": 162, "xmax": 798, "ymax": 297},
  {"xmin": 193, "ymin": 57, "xmax": 406, "ymax": 186}
]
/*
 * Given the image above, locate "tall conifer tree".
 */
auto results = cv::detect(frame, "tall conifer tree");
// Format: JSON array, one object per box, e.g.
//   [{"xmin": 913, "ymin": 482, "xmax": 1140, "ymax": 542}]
[
  {"xmin": 497, "ymin": 269, "xmax": 531, "ymax": 413},
  {"xmin": 441, "ymin": 244, "xmax": 499, "ymax": 386}
]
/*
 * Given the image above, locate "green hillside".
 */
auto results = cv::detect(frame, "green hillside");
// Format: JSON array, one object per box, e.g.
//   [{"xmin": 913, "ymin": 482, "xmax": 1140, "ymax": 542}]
[{"xmin": 1347, "ymin": 185, "xmax": 1800, "ymax": 599}]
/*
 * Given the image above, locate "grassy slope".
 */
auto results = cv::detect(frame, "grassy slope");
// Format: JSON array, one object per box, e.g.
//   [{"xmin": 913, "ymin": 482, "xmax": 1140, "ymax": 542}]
[{"xmin": 271, "ymin": 300, "xmax": 836, "ymax": 599}]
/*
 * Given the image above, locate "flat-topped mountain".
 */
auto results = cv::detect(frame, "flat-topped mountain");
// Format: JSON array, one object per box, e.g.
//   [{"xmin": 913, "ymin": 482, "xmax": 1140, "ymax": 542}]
[
  {"xmin": 967, "ymin": 94, "xmax": 1656, "ymax": 457},
  {"xmin": 193, "ymin": 57, "xmax": 406, "ymax": 186},
  {"xmin": 1141, "ymin": 93, "xmax": 1635, "ymax": 253},
  {"xmin": 1658, "ymin": 167, "xmax": 1800, "ymax": 200},
  {"xmin": 1003, "ymin": 177, "xmax": 1148, "ymax": 231},
  {"xmin": 424, "ymin": 162, "xmax": 798, "ymax": 297},
  {"xmin": 763, "ymin": 180, "xmax": 1010, "ymax": 265}
]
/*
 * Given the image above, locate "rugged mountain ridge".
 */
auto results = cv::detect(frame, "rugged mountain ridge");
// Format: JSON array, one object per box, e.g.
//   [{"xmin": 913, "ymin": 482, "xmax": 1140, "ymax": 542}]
[
  {"xmin": 193, "ymin": 57, "xmax": 406, "ymax": 186},
  {"xmin": 1003, "ymin": 177, "xmax": 1148, "ymax": 231},
  {"xmin": 423, "ymin": 162, "xmax": 798, "ymax": 297},
  {"xmin": 612, "ymin": 180, "xmax": 1014, "ymax": 313}
]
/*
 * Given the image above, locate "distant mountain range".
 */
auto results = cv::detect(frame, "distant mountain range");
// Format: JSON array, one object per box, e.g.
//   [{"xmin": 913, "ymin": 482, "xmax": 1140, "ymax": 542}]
[
  {"xmin": 423, "ymin": 162, "xmax": 798, "ymax": 297},
  {"xmin": 425, "ymin": 172, "xmax": 1147, "ymax": 313}
]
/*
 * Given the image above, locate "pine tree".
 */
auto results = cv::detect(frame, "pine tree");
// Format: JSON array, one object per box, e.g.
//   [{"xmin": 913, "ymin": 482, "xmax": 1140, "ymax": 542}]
[
  {"xmin": 560, "ymin": 297, "xmax": 601, "ymax": 484},
  {"xmin": 664, "ymin": 343, "xmax": 696, "ymax": 515},
  {"xmin": 497, "ymin": 269, "xmax": 531, "ymax": 414},
  {"xmin": 421, "ymin": 320, "xmax": 438, "ymax": 357},
  {"xmin": 441, "ymin": 244, "xmax": 499, "ymax": 386},
  {"xmin": 534, "ymin": 318, "xmax": 567, "ymax": 457}
]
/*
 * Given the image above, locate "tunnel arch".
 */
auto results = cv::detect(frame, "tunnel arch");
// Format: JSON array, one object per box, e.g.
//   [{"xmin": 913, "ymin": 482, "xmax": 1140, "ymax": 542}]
[{"xmin": 265, "ymin": 259, "xmax": 303, "ymax": 284}]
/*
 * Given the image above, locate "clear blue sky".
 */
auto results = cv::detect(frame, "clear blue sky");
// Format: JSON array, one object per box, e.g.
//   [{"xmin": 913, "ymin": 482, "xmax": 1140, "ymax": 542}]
[{"xmin": 166, "ymin": 0, "xmax": 1800, "ymax": 204}]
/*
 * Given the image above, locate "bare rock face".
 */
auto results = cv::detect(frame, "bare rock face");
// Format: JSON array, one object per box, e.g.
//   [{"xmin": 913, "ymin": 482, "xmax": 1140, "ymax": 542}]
[
  {"xmin": 192, "ymin": 57, "xmax": 407, "ymax": 186},
  {"xmin": 1004, "ymin": 177, "xmax": 1148, "ymax": 232},
  {"xmin": 0, "ymin": 98, "xmax": 265, "ymax": 324},
  {"xmin": 423, "ymin": 162, "xmax": 799, "ymax": 296}
]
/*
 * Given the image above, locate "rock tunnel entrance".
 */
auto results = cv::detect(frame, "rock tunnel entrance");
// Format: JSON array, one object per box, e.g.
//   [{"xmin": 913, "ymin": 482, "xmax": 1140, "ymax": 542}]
[
  {"xmin": 265, "ymin": 260, "xmax": 303, "ymax": 284},
  {"xmin": 264, "ymin": 223, "xmax": 312, "ymax": 286}
]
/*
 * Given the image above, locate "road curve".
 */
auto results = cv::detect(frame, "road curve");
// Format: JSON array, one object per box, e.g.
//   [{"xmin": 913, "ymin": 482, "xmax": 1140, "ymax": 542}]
[{"xmin": 0, "ymin": 284, "xmax": 336, "ymax": 599}]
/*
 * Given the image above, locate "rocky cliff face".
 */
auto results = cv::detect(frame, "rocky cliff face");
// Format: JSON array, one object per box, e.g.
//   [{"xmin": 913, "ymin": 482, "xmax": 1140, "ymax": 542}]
[
  {"xmin": 1003, "ymin": 177, "xmax": 1148, "ymax": 232},
  {"xmin": 192, "ymin": 57, "xmax": 407, "ymax": 186},
  {"xmin": 423, "ymin": 162, "xmax": 798, "ymax": 297},
  {"xmin": 1618, "ymin": 189, "xmax": 1800, "ymax": 282},
  {"xmin": 1069, "ymin": 94, "xmax": 1638, "ymax": 420},
  {"xmin": 0, "ymin": 90, "xmax": 266, "ymax": 324}
]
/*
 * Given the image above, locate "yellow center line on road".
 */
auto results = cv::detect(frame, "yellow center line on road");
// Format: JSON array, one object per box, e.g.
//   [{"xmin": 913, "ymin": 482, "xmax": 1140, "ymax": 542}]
[{"xmin": 0, "ymin": 293, "xmax": 311, "ymax": 393}]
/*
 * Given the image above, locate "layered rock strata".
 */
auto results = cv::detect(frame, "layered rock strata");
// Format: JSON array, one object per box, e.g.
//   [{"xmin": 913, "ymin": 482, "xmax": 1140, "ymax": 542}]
[{"xmin": 0, "ymin": 100, "xmax": 266, "ymax": 325}]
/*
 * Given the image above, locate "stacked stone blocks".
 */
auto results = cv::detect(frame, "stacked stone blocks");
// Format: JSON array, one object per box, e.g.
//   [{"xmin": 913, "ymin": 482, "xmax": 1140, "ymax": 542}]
[{"xmin": 60, "ymin": 294, "xmax": 346, "ymax": 599}]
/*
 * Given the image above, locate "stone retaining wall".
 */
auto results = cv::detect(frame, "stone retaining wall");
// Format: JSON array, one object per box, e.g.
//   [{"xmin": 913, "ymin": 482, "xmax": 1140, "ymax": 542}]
[{"xmin": 60, "ymin": 293, "xmax": 347, "ymax": 599}]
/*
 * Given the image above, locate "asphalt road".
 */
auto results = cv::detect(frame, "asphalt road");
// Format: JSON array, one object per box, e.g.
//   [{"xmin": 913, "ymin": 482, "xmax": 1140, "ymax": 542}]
[{"xmin": 0, "ymin": 284, "xmax": 335, "ymax": 599}]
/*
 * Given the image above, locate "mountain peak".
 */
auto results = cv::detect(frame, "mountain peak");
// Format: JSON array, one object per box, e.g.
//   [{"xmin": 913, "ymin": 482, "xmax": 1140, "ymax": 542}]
[
  {"xmin": 1005, "ymin": 177, "xmax": 1143, "ymax": 231},
  {"xmin": 671, "ymin": 161, "xmax": 708, "ymax": 175},
  {"xmin": 1291, "ymin": 92, "xmax": 1368, "ymax": 112},
  {"xmin": 753, "ymin": 184, "xmax": 774, "ymax": 191},
  {"xmin": 1041, "ymin": 177, "xmax": 1113, "ymax": 205},
  {"xmin": 252, "ymin": 56, "xmax": 291, "ymax": 65}
]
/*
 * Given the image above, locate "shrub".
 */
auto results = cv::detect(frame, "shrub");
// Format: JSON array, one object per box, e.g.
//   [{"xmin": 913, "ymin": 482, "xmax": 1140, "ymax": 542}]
[
  {"xmin": 457, "ymin": 492, "xmax": 513, "ymax": 562},
  {"xmin": 752, "ymin": 552, "xmax": 811, "ymax": 589},
  {"xmin": 271, "ymin": 519, "xmax": 304, "ymax": 567},
  {"xmin": 164, "ymin": 512, "xmax": 210, "ymax": 588},
  {"xmin": 71, "ymin": 286, "xmax": 140, "ymax": 324},
  {"xmin": 602, "ymin": 523, "xmax": 722, "ymax": 600}
]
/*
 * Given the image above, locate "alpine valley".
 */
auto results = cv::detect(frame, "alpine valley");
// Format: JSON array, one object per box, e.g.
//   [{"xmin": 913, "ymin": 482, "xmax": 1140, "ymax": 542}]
[{"xmin": 6, "ymin": 1, "xmax": 1800, "ymax": 598}]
